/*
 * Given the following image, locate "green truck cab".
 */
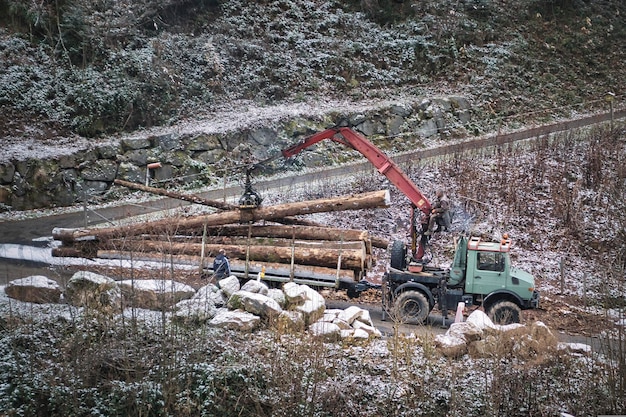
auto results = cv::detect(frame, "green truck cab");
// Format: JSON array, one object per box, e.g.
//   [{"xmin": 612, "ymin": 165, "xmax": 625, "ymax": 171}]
[{"xmin": 383, "ymin": 235, "xmax": 540, "ymax": 324}]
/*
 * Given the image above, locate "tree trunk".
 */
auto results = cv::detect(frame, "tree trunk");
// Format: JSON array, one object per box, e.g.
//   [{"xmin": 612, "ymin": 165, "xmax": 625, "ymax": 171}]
[
  {"xmin": 97, "ymin": 250, "xmax": 358, "ymax": 283},
  {"xmin": 113, "ymin": 179, "xmax": 323, "ymax": 227},
  {"xmin": 53, "ymin": 190, "xmax": 390, "ymax": 243},
  {"xmin": 102, "ymin": 240, "xmax": 369, "ymax": 271},
  {"xmin": 114, "ymin": 179, "xmax": 237, "ymax": 210},
  {"xmin": 199, "ymin": 224, "xmax": 389, "ymax": 249}
]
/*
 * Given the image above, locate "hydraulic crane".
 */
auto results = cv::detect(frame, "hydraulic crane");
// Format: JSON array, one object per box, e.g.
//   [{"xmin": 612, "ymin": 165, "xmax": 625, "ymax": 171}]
[{"xmin": 277, "ymin": 127, "xmax": 433, "ymax": 261}]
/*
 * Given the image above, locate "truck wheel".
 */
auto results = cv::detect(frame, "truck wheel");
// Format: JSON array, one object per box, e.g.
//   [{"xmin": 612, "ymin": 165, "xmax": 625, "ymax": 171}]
[
  {"xmin": 487, "ymin": 301, "xmax": 521, "ymax": 325},
  {"xmin": 390, "ymin": 240, "xmax": 407, "ymax": 270},
  {"xmin": 394, "ymin": 290, "xmax": 430, "ymax": 324}
]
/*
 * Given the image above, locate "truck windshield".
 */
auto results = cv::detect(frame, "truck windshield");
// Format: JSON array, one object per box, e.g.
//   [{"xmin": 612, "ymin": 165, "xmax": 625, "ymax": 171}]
[{"xmin": 477, "ymin": 252, "xmax": 505, "ymax": 272}]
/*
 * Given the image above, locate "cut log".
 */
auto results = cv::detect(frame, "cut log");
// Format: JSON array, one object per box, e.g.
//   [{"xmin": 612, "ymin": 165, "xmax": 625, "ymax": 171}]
[
  {"xmin": 114, "ymin": 179, "xmax": 237, "ymax": 210},
  {"xmin": 200, "ymin": 225, "xmax": 389, "ymax": 249},
  {"xmin": 175, "ymin": 236, "xmax": 368, "ymax": 252},
  {"xmin": 101, "ymin": 240, "xmax": 369, "ymax": 271},
  {"xmin": 149, "ymin": 235, "xmax": 368, "ymax": 250},
  {"xmin": 53, "ymin": 190, "xmax": 390, "ymax": 243},
  {"xmin": 97, "ymin": 250, "xmax": 358, "ymax": 284},
  {"xmin": 113, "ymin": 179, "xmax": 323, "ymax": 227},
  {"xmin": 184, "ymin": 224, "xmax": 368, "ymax": 240}
]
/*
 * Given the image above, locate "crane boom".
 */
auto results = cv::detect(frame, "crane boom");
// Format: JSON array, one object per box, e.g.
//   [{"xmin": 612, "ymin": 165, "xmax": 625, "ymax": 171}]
[
  {"xmin": 281, "ymin": 127, "xmax": 432, "ymax": 260},
  {"xmin": 282, "ymin": 127, "xmax": 432, "ymax": 214}
]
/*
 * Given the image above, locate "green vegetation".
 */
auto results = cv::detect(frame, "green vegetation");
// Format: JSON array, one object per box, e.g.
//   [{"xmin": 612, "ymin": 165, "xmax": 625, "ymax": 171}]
[
  {"xmin": 0, "ymin": 308, "xmax": 623, "ymax": 417},
  {"xmin": 0, "ymin": 0, "xmax": 624, "ymax": 137}
]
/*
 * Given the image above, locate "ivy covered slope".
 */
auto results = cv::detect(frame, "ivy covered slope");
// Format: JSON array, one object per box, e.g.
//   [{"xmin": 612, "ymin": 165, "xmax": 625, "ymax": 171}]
[{"xmin": 0, "ymin": 0, "xmax": 624, "ymax": 138}]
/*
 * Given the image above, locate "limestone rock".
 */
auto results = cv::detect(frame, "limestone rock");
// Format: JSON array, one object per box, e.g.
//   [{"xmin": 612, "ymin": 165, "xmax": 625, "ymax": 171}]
[
  {"xmin": 118, "ymin": 279, "xmax": 195, "ymax": 310},
  {"xmin": 65, "ymin": 271, "xmax": 121, "ymax": 313},
  {"xmin": 218, "ymin": 276, "xmax": 240, "ymax": 298},
  {"xmin": 295, "ymin": 288, "xmax": 326, "ymax": 326},
  {"xmin": 228, "ymin": 290, "xmax": 282, "ymax": 319},
  {"xmin": 557, "ymin": 342, "xmax": 592, "ymax": 355},
  {"xmin": 283, "ymin": 282, "xmax": 306, "ymax": 305},
  {"xmin": 530, "ymin": 321, "xmax": 557, "ymax": 349},
  {"xmin": 173, "ymin": 298, "xmax": 217, "ymax": 323},
  {"xmin": 337, "ymin": 305, "xmax": 364, "ymax": 325},
  {"xmin": 276, "ymin": 310, "xmax": 305, "ymax": 333},
  {"xmin": 332, "ymin": 318, "xmax": 352, "ymax": 330},
  {"xmin": 5, "ymin": 275, "xmax": 62, "ymax": 304},
  {"xmin": 468, "ymin": 335, "xmax": 501, "ymax": 358},
  {"xmin": 193, "ymin": 283, "xmax": 227, "ymax": 307},
  {"xmin": 447, "ymin": 321, "xmax": 483, "ymax": 343},
  {"xmin": 466, "ymin": 310, "xmax": 498, "ymax": 331},
  {"xmin": 266, "ymin": 288, "xmax": 286, "ymax": 308},
  {"xmin": 352, "ymin": 319, "xmax": 382, "ymax": 338},
  {"xmin": 352, "ymin": 328, "xmax": 370, "ymax": 339},
  {"xmin": 309, "ymin": 321, "xmax": 341, "ymax": 341},
  {"xmin": 241, "ymin": 279, "xmax": 269, "ymax": 295},
  {"xmin": 209, "ymin": 308, "xmax": 260, "ymax": 332},
  {"xmin": 435, "ymin": 334, "xmax": 467, "ymax": 358}
]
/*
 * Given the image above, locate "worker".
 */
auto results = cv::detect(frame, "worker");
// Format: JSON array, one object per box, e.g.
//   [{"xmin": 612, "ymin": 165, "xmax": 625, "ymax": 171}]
[
  {"xmin": 425, "ymin": 190, "xmax": 451, "ymax": 235},
  {"xmin": 212, "ymin": 248, "xmax": 231, "ymax": 280}
]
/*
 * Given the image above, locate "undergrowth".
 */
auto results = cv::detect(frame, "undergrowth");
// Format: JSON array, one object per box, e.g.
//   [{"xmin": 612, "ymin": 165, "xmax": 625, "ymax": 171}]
[{"xmin": 0, "ymin": 308, "xmax": 624, "ymax": 416}]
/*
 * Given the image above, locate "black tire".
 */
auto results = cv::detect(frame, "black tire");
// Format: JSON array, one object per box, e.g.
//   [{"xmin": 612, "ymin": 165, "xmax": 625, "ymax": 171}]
[
  {"xmin": 390, "ymin": 240, "xmax": 407, "ymax": 270},
  {"xmin": 394, "ymin": 290, "xmax": 430, "ymax": 324},
  {"xmin": 487, "ymin": 301, "xmax": 521, "ymax": 325}
]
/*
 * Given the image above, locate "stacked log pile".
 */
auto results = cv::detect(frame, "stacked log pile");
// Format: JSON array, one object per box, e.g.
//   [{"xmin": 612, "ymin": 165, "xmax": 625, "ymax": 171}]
[{"xmin": 52, "ymin": 189, "xmax": 391, "ymax": 287}]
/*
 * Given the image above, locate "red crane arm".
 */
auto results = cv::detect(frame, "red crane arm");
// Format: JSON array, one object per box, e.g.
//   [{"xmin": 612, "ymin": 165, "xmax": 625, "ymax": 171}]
[{"xmin": 282, "ymin": 127, "xmax": 432, "ymax": 215}]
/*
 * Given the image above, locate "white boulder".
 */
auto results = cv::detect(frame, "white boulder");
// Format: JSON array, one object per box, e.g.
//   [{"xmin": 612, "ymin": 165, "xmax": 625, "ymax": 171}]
[
  {"xmin": 309, "ymin": 321, "xmax": 341, "ymax": 341},
  {"xmin": 173, "ymin": 298, "xmax": 217, "ymax": 322},
  {"xmin": 228, "ymin": 291, "xmax": 282, "ymax": 319},
  {"xmin": 209, "ymin": 308, "xmax": 260, "ymax": 332},
  {"xmin": 241, "ymin": 280, "xmax": 269, "ymax": 295},
  {"xmin": 5, "ymin": 275, "xmax": 62, "ymax": 304},
  {"xmin": 65, "ymin": 271, "xmax": 121, "ymax": 313},
  {"xmin": 118, "ymin": 279, "xmax": 195, "ymax": 310}
]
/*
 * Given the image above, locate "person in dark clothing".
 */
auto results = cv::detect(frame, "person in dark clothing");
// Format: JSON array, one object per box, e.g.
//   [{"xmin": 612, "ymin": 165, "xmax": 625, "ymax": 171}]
[
  {"xmin": 425, "ymin": 190, "xmax": 451, "ymax": 235},
  {"xmin": 212, "ymin": 249, "xmax": 231, "ymax": 279}
]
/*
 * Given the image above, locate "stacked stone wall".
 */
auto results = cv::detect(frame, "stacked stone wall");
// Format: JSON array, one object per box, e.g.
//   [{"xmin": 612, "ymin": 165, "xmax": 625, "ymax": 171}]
[{"xmin": 0, "ymin": 97, "xmax": 472, "ymax": 210}]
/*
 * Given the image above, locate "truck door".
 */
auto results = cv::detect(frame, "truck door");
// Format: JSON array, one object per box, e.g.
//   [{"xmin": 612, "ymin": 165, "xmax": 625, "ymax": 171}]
[{"xmin": 466, "ymin": 251, "xmax": 507, "ymax": 295}]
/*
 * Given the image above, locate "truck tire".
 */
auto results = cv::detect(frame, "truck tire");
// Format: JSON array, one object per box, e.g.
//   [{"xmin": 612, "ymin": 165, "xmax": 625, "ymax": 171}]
[
  {"xmin": 394, "ymin": 290, "xmax": 430, "ymax": 324},
  {"xmin": 487, "ymin": 301, "xmax": 521, "ymax": 325},
  {"xmin": 390, "ymin": 240, "xmax": 407, "ymax": 270}
]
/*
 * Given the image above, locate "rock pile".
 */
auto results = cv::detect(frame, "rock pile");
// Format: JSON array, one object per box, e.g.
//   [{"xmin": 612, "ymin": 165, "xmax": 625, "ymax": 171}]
[
  {"xmin": 434, "ymin": 310, "xmax": 588, "ymax": 358},
  {"xmin": 3, "ymin": 273, "xmax": 381, "ymax": 340}
]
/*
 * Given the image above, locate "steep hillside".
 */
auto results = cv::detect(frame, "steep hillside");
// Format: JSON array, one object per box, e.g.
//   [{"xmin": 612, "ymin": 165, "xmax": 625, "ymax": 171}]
[{"xmin": 0, "ymin": 0, "xmax": 624, "ymax": 139}]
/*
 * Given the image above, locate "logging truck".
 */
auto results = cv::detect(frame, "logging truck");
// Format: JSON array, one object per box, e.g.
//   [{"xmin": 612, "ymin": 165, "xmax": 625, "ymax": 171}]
[{"xmin": 278, "ymin": 127, "xmax": 540, "ymax": 324}]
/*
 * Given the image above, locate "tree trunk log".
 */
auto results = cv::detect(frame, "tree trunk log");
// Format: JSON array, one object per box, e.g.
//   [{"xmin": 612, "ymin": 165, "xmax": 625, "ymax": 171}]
[
  {"xmin": 102, "ymin": 240, "xmax": 369, "ymax": 271},
  {"xmin": 113, "ymin": 179, "xmax": 323, "ymax": 226},
  {"xmin": 114, "ymin": 179, "xmax": 237, "ymax": 210},
  {"xmin": 179, "ymin": 236, "xmax": 367, "ymax": 252},
  {"xmin": 53, "ymin": 190, "xmax": 390, "ymax": 243},
  {"xmin": 96, "ymin": 250, "xmax": 358, "ymax": 283}
]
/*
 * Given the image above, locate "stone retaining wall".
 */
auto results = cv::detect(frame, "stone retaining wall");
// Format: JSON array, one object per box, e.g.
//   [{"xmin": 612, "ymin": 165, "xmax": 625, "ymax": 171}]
[{"xmin": 0, "ymin": 97, "xmax": 472, "ymax": 211}]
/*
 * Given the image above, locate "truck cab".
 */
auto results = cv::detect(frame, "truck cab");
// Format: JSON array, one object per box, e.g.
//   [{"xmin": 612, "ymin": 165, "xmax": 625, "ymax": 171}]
[
  {"xmin": 383, "ymin": 235, "xmax": 540, "ymax": 325},
  {"xmin": 457, "ymin": 236, "xmax": 539, "ymax": 320}
]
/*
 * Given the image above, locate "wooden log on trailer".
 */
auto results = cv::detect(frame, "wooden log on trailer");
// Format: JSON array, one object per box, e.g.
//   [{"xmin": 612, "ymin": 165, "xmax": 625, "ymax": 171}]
[
  {"xmin": 158, "ymin": 236, "xmax": 369, "ymax": 253},
  {"xmin": 96, "ymin": 250, "xmax": 358, "ymax": 285},
  {"xmin": 52, "ymin": 189, "xmax": 390, "ymax": 244},
  {"xmin": 100, "ymin": 240, "xmax": 370, "ymax": 271},
  {"xmin": 184, "ymin": 224, "xmax": 367, "ymax": 241}
]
